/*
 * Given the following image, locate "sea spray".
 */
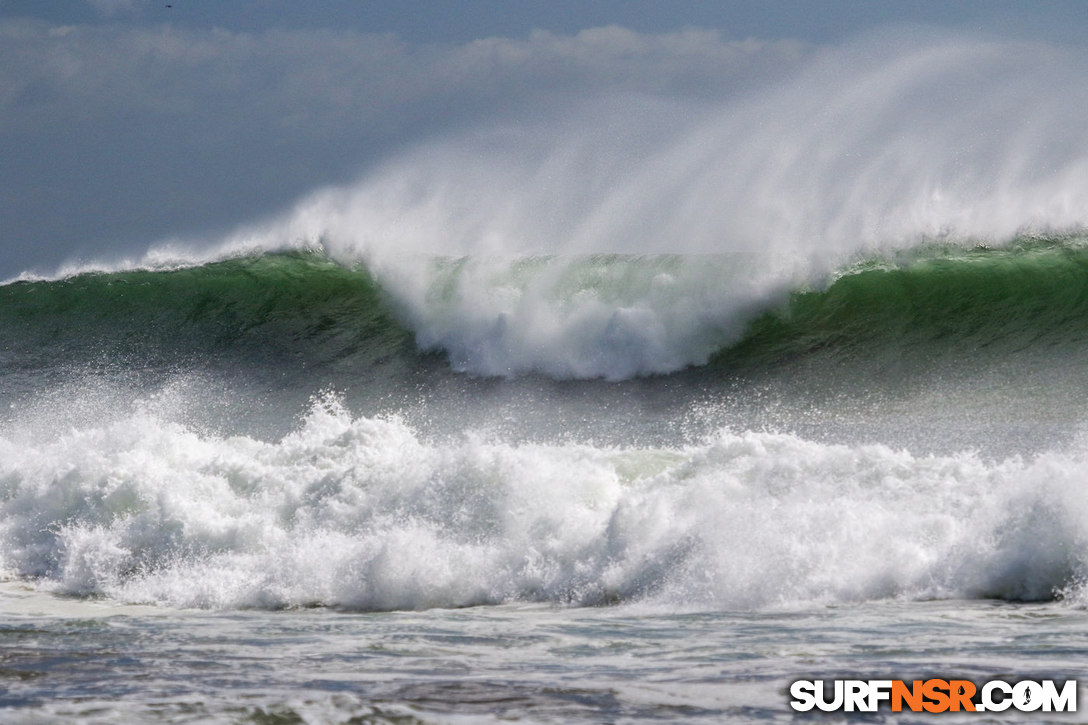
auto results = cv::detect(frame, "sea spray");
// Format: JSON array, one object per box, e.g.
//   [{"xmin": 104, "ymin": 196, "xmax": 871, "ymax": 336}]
[{"xmin": 215, "ymin": 32, "xmax": 1088, "ymax": 266}]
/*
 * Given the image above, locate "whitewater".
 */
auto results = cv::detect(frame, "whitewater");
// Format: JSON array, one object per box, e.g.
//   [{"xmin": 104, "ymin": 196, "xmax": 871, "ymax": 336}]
[{"xmin": 5, "ymin": 28, "xmax": 1088, "ymax": 724}]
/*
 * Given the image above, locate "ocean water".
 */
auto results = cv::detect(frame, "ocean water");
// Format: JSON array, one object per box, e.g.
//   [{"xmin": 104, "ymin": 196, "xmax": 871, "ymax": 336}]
[
  {"xmin": 4, "ymin": 238, "xmax": 1088, "ymax": 722},
  {"xmin": 3, "ymin": 591, "xmax": 1086, "ymax": 724}
]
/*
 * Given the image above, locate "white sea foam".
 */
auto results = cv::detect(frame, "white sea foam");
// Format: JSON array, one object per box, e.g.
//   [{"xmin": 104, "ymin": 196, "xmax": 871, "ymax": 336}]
[
  {"xmin": 2, "ymin": 393, "xmax": 1085, "ymax": 612},
  {"xmin": 370, "ymin": 254, "xmax": 798, "ymax": 379}
]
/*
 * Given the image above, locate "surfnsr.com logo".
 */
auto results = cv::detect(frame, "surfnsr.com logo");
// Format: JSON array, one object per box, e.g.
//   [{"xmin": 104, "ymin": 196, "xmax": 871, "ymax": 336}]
[{"xmin": 789, "ymin": 679, "xmax": 1077, "ymax": 713}]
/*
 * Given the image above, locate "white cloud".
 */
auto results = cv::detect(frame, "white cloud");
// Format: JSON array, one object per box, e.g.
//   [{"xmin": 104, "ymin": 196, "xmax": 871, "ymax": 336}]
[{"xmin": 0, "ymin": 20, "xmax": 809, "ymax": 133}]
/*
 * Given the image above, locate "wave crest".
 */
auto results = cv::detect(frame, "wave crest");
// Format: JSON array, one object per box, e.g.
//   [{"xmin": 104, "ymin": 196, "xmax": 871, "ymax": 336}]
[{"xmin": 7, "ymin": 238, "xmax": 1088, "ymax": 381}]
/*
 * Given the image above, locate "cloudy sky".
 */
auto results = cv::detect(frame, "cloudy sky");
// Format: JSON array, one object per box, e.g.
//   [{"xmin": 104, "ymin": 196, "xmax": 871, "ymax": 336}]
[{"xmin": 2, "ymin": 1, "xmax": 1087, "ymax": 277}]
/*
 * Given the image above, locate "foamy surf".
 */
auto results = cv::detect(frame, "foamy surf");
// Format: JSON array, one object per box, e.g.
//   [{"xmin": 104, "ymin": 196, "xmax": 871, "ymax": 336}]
[
  {"xmin": 3, "ymin": 393, "xmax": 1085, "ymax": 613},
  {"xmin": 372, "ymin": 254, "xmax": 799, "ymax": 379}
]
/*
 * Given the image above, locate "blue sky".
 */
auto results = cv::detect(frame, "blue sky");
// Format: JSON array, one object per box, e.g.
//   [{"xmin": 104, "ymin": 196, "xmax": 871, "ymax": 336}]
[{"xmin": 2, "ymin": 1, "xmax": 1087, "ymax": 276}]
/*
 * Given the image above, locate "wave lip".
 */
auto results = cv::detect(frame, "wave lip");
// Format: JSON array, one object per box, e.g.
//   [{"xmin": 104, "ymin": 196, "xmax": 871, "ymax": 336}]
[{"xmin": 2, "ymin": 394, "xmax": 1085, "ymax": 612}]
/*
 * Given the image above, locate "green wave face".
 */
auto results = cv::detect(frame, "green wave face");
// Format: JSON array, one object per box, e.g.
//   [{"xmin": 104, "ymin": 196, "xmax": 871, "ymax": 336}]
[
  {"xmin": 0, "ymin": 252, "xmax": 414, "ymax": 378},
  {"xmin": 718, "ymin": 237, "xmax": 1088, "ymax": 373}
]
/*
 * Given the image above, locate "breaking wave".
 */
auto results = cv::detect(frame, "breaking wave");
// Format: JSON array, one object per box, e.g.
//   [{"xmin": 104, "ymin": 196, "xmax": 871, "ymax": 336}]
[
  {"xmin": 3, "ymin": 393, "xmax": 1086, "ymax": 612},
  {"xmin": 4, "ymin": 236, "xmax": 1088, "ymax": 381}
]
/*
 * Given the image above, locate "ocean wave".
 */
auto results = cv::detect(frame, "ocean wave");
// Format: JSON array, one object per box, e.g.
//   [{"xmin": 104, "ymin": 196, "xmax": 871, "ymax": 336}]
[
  {"xmin": 4, "ymin": 237, "xmax": 1088, "ymax": 382},
  {"xmin": 1, "ymin": 393, "xmax": 1085, "ymax": 611},
  {"xmin": 715, "ymin": 234, "xmax": 1088, "ymax": 370},
  {"xmin": 0, "ymin": 251, "xmax": 414, "ymax": 378}
]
